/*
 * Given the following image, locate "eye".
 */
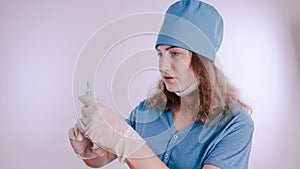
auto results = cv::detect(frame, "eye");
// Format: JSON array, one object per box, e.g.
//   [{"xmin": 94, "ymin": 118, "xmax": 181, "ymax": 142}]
[
  {"xmin": 170, "ymin": 51, "xmax": 180, "ymax": 57},
  {"xmin": 156, "ymin": 52, "xmax": 162, "ymax": 57}
]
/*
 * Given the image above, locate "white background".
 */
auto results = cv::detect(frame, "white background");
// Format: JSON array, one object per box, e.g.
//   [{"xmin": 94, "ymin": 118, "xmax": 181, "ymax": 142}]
[{"xmin": 1, "ymin": 0, "xmax": 299, "ymax": 169}]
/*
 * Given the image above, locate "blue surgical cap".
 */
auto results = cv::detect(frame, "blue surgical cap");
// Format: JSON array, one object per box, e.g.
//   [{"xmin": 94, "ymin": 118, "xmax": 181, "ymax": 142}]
[{"xmin": 155, "ymin": 0, "xmax": 224, "ymax": 62}]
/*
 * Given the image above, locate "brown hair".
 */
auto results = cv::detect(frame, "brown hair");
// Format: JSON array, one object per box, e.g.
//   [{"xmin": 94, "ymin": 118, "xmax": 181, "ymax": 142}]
[{"xmin": 147, "ymin": 52, "xmax": 252, "ymax": 123}]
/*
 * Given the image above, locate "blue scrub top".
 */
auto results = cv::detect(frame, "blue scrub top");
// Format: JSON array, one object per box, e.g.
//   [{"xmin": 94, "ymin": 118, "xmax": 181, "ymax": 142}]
[{"xmin": 126, "ymin": 100, "xmax": 254, "ymax": 169}]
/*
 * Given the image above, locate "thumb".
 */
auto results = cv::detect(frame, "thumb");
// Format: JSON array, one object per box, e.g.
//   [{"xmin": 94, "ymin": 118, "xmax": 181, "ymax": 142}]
[
  {"xmin": 78, "ymin": 95, "xmax": 92, "ymax": 106},
  {"xmin": 92, "ymin": 147, "xmax": 107, "ymax": 157}
]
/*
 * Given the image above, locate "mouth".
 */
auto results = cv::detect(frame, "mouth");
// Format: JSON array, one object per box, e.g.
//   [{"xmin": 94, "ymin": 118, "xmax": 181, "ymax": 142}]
[
  {"xmin": 164, "ymin": 76, "xmax": 174, "ymax": 79},
  {"xmin": 163, "ymin": 76, "xmax": 175, "ymax": 82}
]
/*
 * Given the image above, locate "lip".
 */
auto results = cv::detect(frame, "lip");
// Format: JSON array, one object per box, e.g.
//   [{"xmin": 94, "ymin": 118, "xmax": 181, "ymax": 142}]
[{"xmin": 163, "ymin": 76, "xmax": 175, "ymax": 83}]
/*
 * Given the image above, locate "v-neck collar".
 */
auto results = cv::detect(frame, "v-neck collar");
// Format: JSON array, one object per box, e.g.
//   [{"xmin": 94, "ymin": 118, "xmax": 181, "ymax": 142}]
[{"xmin": 166, "ymin": 110, "xmax": 195, "ymax": 134}]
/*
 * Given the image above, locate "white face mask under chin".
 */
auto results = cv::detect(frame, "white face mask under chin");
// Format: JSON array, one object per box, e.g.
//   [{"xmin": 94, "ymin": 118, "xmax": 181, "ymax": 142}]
[{"xmin": 175, "ymin": 81, "xmax": 199, "ymax": 97}]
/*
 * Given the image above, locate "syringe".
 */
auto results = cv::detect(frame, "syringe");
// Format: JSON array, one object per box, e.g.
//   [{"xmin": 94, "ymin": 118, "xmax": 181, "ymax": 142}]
[
  {"xmin": 85, "ymin": 81, "xmax": 98, "ymax": 149},
  {"xmin": 85, "ymin": 81, "xmax": 107, "ymax": 156},
  {"xmin": 85, "ymin": 81, "xmax": 93, "ymax": 97}
]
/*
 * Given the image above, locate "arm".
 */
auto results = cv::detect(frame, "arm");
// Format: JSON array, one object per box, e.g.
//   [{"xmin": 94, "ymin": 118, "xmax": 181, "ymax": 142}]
[
  {"xmin": 202, "ymin": 164, "xmax": 221, "ymax": 169},
  {"xmin": 126, "ymin": 146, "xmax": 169, "ymax": 169},
  {"xmin": 83, "ymin": 150, "xmax": 117, "ymax": 168},
  {"xmin": 125, "ymin": 148, "xmax": 221, "ymax": 169},
  {"xmin": 69, "ymin": 124, "xmax": 169, "ymax": 169},
  {"xmin": 70, "ymin": 126, "xmax": 168, "ymax": 169},
  {"xmin": 126, "ymin": 157, "xmax": 168, "ymax": 169},
  {"xmin": 71, "ymin": 129, "xmax": 218, "ymax": 169},
  {"xmin": 78, "ymin": 96, "xmax": 169, "ymax": 168}
]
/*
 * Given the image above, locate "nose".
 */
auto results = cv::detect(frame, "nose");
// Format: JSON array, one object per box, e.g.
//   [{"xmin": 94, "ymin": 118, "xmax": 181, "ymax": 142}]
[{"xmin": 159, "ymin": 56, "xmax": 171, "ymax": 72}]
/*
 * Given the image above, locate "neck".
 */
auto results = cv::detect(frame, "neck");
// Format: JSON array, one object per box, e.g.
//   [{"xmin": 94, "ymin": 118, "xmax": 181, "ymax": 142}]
[
  {"xmin": 172, "ymin": 90, "xmax": 199, "ymax": 120},
  {"xmin": 172, "ymin": 93, "xmax": 199, "ymax": 131}
]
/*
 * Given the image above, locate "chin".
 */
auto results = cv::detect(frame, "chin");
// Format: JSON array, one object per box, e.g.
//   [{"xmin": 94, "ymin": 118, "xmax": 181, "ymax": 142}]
[{"xmin": 165, "ymin": 84, "xmax": 179, "ymax": 93}]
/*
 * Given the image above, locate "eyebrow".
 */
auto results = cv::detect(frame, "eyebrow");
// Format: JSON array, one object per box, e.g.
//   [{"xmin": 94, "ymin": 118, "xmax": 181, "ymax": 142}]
[{"xmin": 156, "ymin": 46, "xmax": 178, "ymax": 52}]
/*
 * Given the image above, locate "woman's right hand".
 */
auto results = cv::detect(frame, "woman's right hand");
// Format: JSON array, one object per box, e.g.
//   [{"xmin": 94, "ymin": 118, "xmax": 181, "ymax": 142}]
[{"xmin": 68, "ymin": 123, "xmax": 107, "ymax": 160}]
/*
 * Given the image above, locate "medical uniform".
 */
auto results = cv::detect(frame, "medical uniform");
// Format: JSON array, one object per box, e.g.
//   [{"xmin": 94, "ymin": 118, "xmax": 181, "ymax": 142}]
[{"xmin": 127, "ymin": 100, "xmax": 254, "ymax": 169}]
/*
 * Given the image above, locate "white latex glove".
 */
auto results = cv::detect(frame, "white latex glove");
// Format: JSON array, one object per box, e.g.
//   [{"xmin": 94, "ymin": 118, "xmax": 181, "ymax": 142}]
[
  {"xmin": 68, "ymin": 123, "xmax": 107, "ymax": 159},
  {"xmin": 77, "ymin": 95, "xmax": 154, "ymax": 161}
]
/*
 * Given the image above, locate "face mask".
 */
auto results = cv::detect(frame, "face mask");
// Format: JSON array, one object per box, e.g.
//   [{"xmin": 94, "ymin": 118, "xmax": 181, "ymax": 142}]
[{"xmin": 175, "ymin": 81, "xmax": 199, "ymax": 97}]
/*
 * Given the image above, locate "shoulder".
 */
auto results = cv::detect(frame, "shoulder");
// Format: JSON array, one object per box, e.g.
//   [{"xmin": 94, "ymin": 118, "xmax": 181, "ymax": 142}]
[
  {"xmin": 135, "ymin": 100, "xmax": 149, "ymax": 111},
  {"xmin": 227, "ymin": 106, "xmax": 254, "ymax": 129},
  {"xmin": 130, "ymin": 100, "xmax": 151, "ymax": 116},
  {"xmin": 127, "ymin": 99, "xmax": 162, "ymax": 121},
  {"xmin": 217, "ymin": 106, "xmax": 254, "ymax": 139},
  {"xmin": 205, "ymin": 107, "xmax": 254, "ymax": 168},
  {"xmin": 127, "ymin": 99, "xmax": 165, "ymax": 129},
  {"xmin": 127, "ymin": 100, "xmax": 148, "ymax": 128}
]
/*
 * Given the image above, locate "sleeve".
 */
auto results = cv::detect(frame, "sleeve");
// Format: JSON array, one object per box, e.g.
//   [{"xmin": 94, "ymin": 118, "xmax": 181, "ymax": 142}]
[
  {"xmin": 203, "ymin": 113, "xmax": 254, "ymax": 169},
  {"xmin": 126, "ymin": 107, "xmax": 137, "ymax": 129},
  {"xmin": 126, "ymin": 100, "xmax": 148, "ymax": 129}
]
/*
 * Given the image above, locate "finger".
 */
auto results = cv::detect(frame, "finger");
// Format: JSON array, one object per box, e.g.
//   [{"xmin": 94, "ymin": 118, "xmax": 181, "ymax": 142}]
[
  {"xmin": 80, "ymin": 114, "xmax": 92, "ymax": 125},
  {"xmin": 92, "ymin": 147, "xmax": 107, "ymax": 157},
  {"xmin": 78, "ymin": 95, "xmax": 93, "ymax": 106},
  {"xmin": 79, "ymin": 150, "xmax": 98, "ymax": 160},
  {"xmin": 76, "ymin": 119, "xmax": 85, "ymax": 131},
  {"xmin": 68, "ymin": 128, "xmax": 76, "ymax": 140},
  {"xmin": 81, "ymin": 105, "xmax": 95, "ymax": 117},
  {"xmin": 81, "ymin": 105, "xmax": 88, "ymax": 114},
  {"xmin": 78, "ymin": 116, "xmax": 94, "ymax": 130},
  {"xmin": 91, "ymin": 143, "xmax": 100, "ymax": 150},
  {"xmin": 81, "ymin": 103, "xmax": 98, "ymax": 117},
  {"xmin": 74, "ymin": 125, "xmax": 80, "ymax": 136},
  {"xmin": 79, "ymin": 154, "xmax": 98, "ymax": 160},
  {"xmin": 76, "ymin": 131, "xmax": 83, "ymax": 141},
  {"xmin": 76, "ymin": 119, "xmax": 93, "ymax": 141},
  {"xmin": 69, "ymin": 132, "xmax": 82, "ymax": 142},
  {"xmin": 75, "ymin": 138, "xmax": 91, "ymax": 156}
]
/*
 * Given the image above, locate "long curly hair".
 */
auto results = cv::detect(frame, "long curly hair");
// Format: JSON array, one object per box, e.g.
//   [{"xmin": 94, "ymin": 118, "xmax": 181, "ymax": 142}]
[{"xmin": 147, "ymin": 52, "xmax": 252, "ymax": 124}]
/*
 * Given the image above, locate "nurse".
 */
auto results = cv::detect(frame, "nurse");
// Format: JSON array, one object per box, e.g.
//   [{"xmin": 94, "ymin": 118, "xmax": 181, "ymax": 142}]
[{"xmin": 69, "ymin": 1, "xmax": 254, "ymax": 169}]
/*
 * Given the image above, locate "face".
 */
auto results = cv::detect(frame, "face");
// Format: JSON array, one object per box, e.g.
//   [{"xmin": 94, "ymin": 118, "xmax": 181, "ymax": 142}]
[{"xmin": 156, "ymin": 45, "xmax": 197, "ymax": 93}]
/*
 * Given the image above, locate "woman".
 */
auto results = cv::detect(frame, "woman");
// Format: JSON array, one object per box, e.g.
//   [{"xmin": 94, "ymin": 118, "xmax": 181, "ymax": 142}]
[{"xmin": 69, "ymin": 1, "xmax": 254, "ymax": 169}]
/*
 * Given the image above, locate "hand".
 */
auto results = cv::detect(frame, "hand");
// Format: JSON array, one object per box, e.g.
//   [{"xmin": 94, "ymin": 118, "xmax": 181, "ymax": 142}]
[
  {"xmin": 68, "ymin": 123, "xmax": 107, "ymax": 159},
  {"xmin": 77, "ymin": 95, "xmax": 154, "ymax": 161}
]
